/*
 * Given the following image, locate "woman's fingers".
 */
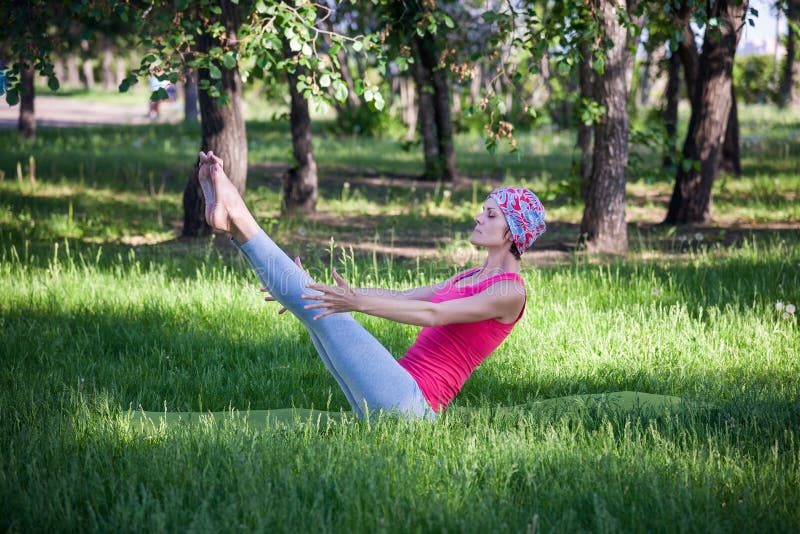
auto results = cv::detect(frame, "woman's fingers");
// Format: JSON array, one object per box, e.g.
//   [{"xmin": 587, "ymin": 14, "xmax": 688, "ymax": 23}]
[
  {"xmin": 260, "ymin": 288, "xmax": 288, "ymax": 314},
  {"xmin": 332, "ymin": 268, "xmax": 348, "ymax": 287}
]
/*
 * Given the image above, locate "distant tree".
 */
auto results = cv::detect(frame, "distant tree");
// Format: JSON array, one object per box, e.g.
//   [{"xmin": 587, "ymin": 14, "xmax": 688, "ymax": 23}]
[
  {"xmin": 182, "ymin": 1, "xmax": 248, "ymax": 237},
  {"xmin": 282, "ymin": 36, "xmax": 318, "ymax": 214},
  {"xmin": 123, "ymin": 0, "xmax": 377, "ymax": 228},
  {"xmin": 380, "ymin": 1, "xmax": 459, "ymax": 181},
  {"xmin": 0, "ymin": 1, "xmax": 64, "ymax": 141},
  {"xmin": 665, "ymin": 0, "xmax": 750, "ymax": 224},
  {"xmin": 779, "ymin": 0, "xmax": 800, "ymax": 107},
  {"xmin": 578, "ymin": 0, "xmax": 643, "ymax": 253}
]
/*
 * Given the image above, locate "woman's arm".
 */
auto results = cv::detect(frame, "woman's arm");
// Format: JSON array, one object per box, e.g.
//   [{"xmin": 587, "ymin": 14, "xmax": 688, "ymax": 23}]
[
  {"xmin": 303, "ymin": 270, "xmax": 525, "ymax": 327},
  {"xmin": 263, "ymin": 261, "xmax": 462, "ymax": 312},
  {"xmin": 351, "ymin": 275, "xmax": 458, "ymax": 301}
]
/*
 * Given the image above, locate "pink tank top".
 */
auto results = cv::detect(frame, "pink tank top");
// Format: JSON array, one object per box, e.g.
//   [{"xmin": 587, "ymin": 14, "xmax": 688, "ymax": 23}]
[{"xmin": 397, "ymin": 268, "xmax": 526, "ymax": 411}]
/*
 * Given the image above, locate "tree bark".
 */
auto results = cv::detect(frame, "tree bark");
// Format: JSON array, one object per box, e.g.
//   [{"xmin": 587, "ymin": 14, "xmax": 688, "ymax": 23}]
[
  {"xmin": 779, "ymin": 0, "xmax": 800, "ymax": 107},
  {"xmin": 663, "ymin": 48, "xmax": 681, "ymax": 167},
  {"xmin": 719, "ymin": 85, "xmax": 741, "ymax": 175},
  {"xmin": 282, "ymin": 50, "xmax": 319, "ymax": 214},
  {"xmin": 400, "ymin": 76, "xmax": 417, "ymax": 141},
  {"xmin": 677, "ymin": 23, "xmax": 699, "ymax": 109},
  {"xmin": 183, "ymin": 68, "xmax": 199, "ymax": 123},
  {"xmin": 665, "ymin": 0, "xmax": 748, "ymax": 224},
  {"xmin": 579, "ymin": 0, "xmax": 634, "ymax": 254},
  {"xmin": 101, "ymin": 35, "xmax": 115, "ymax": 91},
  {"xmin": 65, "ymin": 55, "xmax": 81, "ymax": 88},
  {"xmin": 673, "ymin": 12, "xmax": 740, "ymax": 176},
  {"xmin": 81, "ymin": 60, "xmax": 95, "ymax": 89},
  {"xmin": 18, "ymin": 63, "xmax": 36, "ymax": 141},
  {"xmin": 411, "ymin": 43, "xmax": 441, "ymax": 180},
  {"xmin": 415, "ymin": 33, "xmax": 457, "ymax": 181},
  {"xmin": 182, "ymin": 0, "xmax": 247, "ymax": 237},
  {"xmin": 577, "ymin": 40, "xmax": 593, "ymax": 196}
]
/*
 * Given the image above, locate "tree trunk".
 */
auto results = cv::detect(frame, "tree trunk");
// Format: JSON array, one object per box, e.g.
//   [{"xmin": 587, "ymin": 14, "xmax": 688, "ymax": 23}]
[
  {"xmin": 81, "ymin": 58, "xmax": 95, "ymax": 90},
  {"xmin": 665, "ymin": 0, "xmax": 748, "ymax": 224},
  {"xmin": 183, "ymin": 68, "xmax": 199, "ymax": 123},
  {"xmin": 101, "ymin": 35, "xmax": 115, "ymax": 91},
  {"xmin": 469, "ymin": 65, "xmax": 482, "ymax": 107},
  {"xmin": 18, "ymin": 63, "xmax": 36, "ymax": 141},
  {"xmin": 677, "ymin": 22, "xmax": 699, "ymax": 109},
  {"xmin": 678, "ymin": 14, "xmax": 745, "ymax": 178},
  {"xmin": 719, "ymin": 85, "xmax": 741, "ymax": 175},
  {"xmin": 400, "ymin": 76, "xmax": 417, "ymax": 141},
  {"xmin": 577, "ymin": 40, "xmax": 593, "ymax": 196},
  {"xmin": 415, "ymin": 33, "xmax": 457, "ymax": 181},
  {"xmin": 579, "ymin": 0, "xmax": 634, "ymax": 254},
  {"xmin": 53, "ymin": 57, "xmax": 64, "ymax": 84},
  {"xmin": 411, "ymin": 42, "xmax": 440, "ymax": 180},
  {"xmin": 65, "ymin": 55, "xmax": 81, "ymax": 88},
  {"xmin": 115, "ymin": 58, "xmax": 127, "ymax": 89},
  {"xmin": 663, "ymin": 48, "xmax": 681, "ymax": 167},
  {"xmin": 182, "ymin": 0, "xmax": 247, "ymax": 237},
  {"xmin": 283, "ymin": 48, "xmax": 319, "ymax": 214},
  {"xmin": 779, "ymin": 0, "xmax": 800, "ymax": 107}
]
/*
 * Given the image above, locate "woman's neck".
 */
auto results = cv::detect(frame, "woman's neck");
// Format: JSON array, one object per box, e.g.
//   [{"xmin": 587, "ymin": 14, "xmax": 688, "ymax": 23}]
[{"xmin": 476, "ymin": 249, "xmax": 520, "ymax": 278}]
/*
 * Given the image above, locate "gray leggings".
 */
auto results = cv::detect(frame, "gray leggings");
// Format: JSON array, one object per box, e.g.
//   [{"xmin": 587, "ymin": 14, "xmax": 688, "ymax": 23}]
[{"xmin": 234, "ymin": 230, "xmax": 436, "ymax": 420}]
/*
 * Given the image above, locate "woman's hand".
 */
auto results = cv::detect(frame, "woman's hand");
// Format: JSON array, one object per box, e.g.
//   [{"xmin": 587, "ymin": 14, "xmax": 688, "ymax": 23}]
[{"xmin": 302, "ymin": 268, "xmax": 359, "ymax": 320}]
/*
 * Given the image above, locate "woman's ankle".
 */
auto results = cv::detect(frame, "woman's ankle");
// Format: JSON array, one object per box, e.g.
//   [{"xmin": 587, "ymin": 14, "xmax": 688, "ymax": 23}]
[{"xmin": 228, "ymin": 204, "xmax": 260, "ymax": 243}]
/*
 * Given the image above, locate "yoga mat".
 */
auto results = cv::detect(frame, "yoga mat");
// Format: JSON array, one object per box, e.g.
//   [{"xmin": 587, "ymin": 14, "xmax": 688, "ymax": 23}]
[{"xmin": 128, "ymin": 392, "xmax": 690, "ymax": 434}]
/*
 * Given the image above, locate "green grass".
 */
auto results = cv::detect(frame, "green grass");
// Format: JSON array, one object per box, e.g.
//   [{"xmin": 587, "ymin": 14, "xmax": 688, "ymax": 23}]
[{"xmin": 1, "ymin": 105, "xmax": 799, "ymax": 531}]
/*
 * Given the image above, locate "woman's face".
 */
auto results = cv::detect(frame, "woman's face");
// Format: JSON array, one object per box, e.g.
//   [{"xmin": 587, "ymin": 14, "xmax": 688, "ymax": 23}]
[{"xmin": 470, "ymin": 197, "xmax": 511, "ymax": 248}]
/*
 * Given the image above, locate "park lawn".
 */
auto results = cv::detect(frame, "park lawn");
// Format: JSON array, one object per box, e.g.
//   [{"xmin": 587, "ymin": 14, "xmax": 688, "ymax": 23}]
[{"xmin": 1, "ymin": 108, "xmax": 799, "ymax": 531}]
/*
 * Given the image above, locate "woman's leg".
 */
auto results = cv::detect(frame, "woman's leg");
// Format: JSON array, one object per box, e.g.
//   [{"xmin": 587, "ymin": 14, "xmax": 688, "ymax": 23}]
[
  {"xmin": 199, "ymin": 152, "xmax": 434, "ymax": 419},
  {"xmin": 234, "ymin": 229, "xmax": 433, "ymax": 419}
]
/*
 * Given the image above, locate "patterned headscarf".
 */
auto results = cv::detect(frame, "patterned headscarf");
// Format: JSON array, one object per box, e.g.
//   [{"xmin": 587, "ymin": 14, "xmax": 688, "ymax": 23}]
[{"xmin": 488, "ymin": 187, "xmax": 546, "ymax": 254}]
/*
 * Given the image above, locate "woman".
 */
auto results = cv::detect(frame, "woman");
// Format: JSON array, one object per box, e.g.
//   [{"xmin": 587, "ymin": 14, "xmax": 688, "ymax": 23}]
[{"xmin": 197, "ymin": 150, "xmax": 546, "ymax": 420}]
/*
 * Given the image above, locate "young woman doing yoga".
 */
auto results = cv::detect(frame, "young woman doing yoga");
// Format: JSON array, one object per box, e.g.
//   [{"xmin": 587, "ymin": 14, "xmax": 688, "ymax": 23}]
[{"xmin": 197, "ymin": 150, "xmax": 546, "ymax": 420}]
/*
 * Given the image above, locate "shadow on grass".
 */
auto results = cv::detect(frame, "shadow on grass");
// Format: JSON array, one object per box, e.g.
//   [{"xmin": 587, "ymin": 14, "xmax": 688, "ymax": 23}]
[{"xmin": 0, "ymin": 305, "xmax": 353, "ymax": 415}]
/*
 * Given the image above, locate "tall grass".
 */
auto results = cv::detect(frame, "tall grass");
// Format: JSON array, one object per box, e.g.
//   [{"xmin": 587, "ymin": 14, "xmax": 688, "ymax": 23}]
[
  {"xmin": 1, "ymin": 232, "xmax": 798, "ymax": 532},
  {"xmin": 1, "ymin": 107, "xmax": 799, "ymax": 531}
]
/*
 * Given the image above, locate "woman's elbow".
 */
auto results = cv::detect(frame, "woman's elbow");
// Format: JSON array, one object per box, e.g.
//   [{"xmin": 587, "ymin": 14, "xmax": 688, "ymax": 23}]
[{"xmin": 424, "ymin": 307, "xmax": 451, "ymax": 327}]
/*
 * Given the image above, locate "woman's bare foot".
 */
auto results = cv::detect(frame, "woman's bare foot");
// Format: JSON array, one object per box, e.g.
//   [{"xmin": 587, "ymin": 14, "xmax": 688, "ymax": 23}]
[
  {"xmin": 197, "ymin": 156, "xmax": 216, "ymax": 225},
  {"xmin": 197, "ymin": 151, "xmax": 260, "ymax": 242}
]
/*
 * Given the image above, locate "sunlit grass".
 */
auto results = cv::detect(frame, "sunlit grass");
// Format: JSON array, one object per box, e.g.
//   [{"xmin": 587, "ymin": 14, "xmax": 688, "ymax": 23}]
[{"xmin": 1, "ymin": 104, "xmax": 799, "ymax": 531}]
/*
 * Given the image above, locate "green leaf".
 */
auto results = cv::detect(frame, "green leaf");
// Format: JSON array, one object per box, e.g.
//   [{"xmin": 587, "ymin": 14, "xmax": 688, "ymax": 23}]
[
  {"xmin": 5, "ymin": 88, "xmax": 19, "ymax": 106},
  {"xmin": 151, "ymin": 87, "xmax": 169, "ymax": 102},
  {"xmin": 209, "ymin": 64, "xmax": 222, "ymax": 79},
  {"xmin": 333, "ymin": 80, "xmax": 348, "ymax": 102},
  {"xmin": 301, "ymin": 43, "xmax": 313, "ymax": 57},
  {"xmin": 222, "ymin": 53, "xmax": 236, "ymax": 69},
  {"xmin": 444, "ymin": 15, "xmax": 455, "ymax": 29},
  {"xmin": 319, "ymin": 74, "xmax": 331, "ymax": 88},
  {"xmin": 289, "ymin": 37, "xmax": 302, "ymax": 53},
  {"xmin": 47, "ymin": 76, "xmax": 59, "ymax": 92},
  {"xmin": 372, "ymin": 92, "xmax": 385, "ymax": 111},
  {"xmin": 352, "ymin": 40, "xmax": 363, "ymax": 53},
  {"xmin": 256, "ymin": 0, "xmax": 268, "ymax": 13}
]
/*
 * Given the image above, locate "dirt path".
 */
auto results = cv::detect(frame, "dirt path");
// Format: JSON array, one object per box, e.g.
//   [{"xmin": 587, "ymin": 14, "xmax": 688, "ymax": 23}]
[{"xmin": 0, "ymin": 95, "xmax": 182, "ymax": 129}]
